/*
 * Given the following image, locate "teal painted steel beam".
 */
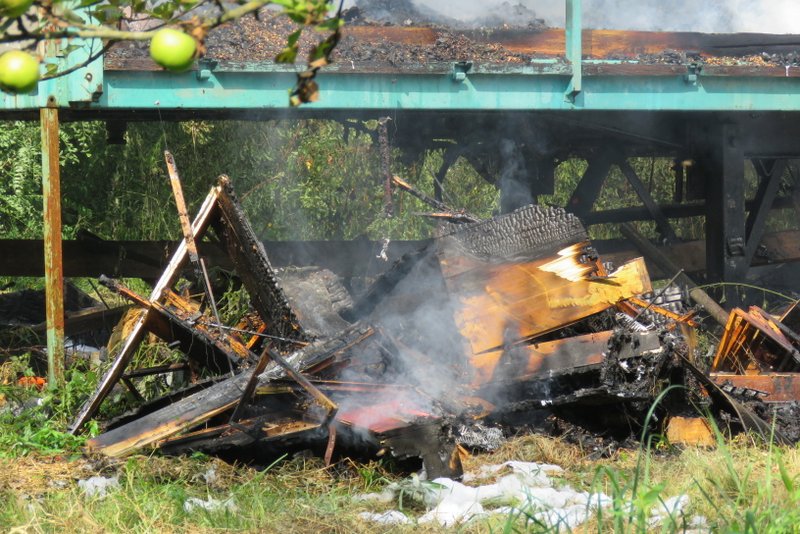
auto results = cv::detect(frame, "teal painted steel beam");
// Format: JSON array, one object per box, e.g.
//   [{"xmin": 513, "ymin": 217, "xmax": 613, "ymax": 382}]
[
  {"xmin": 4, "ymin": 61, "xmax": 800, "ymax": 113},
  {"xmin": 565, "ymin": 0, "xmax": 582, "ymax": 101},
  {"xmin": 94, "ymin": 69, "xmax": 800, "ymax": 112}
]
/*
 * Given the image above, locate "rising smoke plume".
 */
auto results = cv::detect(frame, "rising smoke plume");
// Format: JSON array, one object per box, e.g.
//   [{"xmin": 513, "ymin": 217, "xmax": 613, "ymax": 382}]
[{"xmin": 348, "ymin": 0, "xmax": 800, "ymax": 33}]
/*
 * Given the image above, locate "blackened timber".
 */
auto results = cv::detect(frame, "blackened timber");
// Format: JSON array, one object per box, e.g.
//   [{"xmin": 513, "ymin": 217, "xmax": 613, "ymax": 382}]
[
  {"xmin": 123, "ymin": 362, "xmax": 189, "ymax": 379},
  {"xmin": 706, "ymin": 123, "xmax": 747, "ymax": 292},
  {"xmin": 566, "ymin": 153, "xmax": 615, "ymax": 220},
  {"xmin": 438, "ymin": 204, "xmax": 588, "ymax": 263},
  {"xmin": 100, "ymin": 277, "xmax": 253, "ymax": 372},
  {"xmin": 229, "ymin": 348, "xmax": 272, "ymax": 423},
  {"xmin": 213, "ymin": 176, "xmax": 307, "ymax": 347},
  {"xmin": 87, "ymin": 322, "xmax": 375, "ymax": 457},
  {"xmin": 617, "ymin": 158, "xmax": 678, "ymax": 243},
  {"xmin": 741, "ymin": 159, "xmax": 787, "ymax": 277}
]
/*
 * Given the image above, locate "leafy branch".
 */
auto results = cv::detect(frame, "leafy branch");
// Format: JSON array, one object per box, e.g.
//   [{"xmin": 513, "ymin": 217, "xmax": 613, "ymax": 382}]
[{"xmin": 0, "ymin": 0, "xmax": 343, "ymax": 103}]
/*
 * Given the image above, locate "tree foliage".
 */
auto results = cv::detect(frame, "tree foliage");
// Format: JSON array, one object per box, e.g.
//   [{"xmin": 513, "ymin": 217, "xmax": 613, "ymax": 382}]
[
  {"xmin": 0, "ymin": 119, "xmax": 499, "ymax": 244},
  {"xmin": 0, "ymin": 0, "xmax": 342, "ymax": 103}
]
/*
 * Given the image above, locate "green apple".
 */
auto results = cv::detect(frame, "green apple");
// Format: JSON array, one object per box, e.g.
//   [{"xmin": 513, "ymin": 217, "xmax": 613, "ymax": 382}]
[
  {"xmin": 0, "ymin": 0, "xmax": 33, "ymax": 18},
  {"xmin": 0, "ymin": 50, "xmax": 39, "ymax": 94},
  {"xmin": 149, "ymin": 28, "xmax": 197, "ymax": 72}
]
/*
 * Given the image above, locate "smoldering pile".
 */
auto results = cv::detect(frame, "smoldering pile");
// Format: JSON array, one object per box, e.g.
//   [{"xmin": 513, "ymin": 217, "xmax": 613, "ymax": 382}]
[{"xmin": 61, "ymin": 171, "xmax": 797, "ymax": 477}]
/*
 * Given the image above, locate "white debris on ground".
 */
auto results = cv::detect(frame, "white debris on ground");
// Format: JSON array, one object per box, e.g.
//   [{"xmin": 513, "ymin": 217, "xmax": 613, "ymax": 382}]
[
  {"xmin": 357, "ymin": 511, "xmax": 412, "ymax": 525},
  {"xmin": 454, "ymin": 423, "xmax": 505, "ymax": 451},
  {"xmin": 77, "ymin": 475, "xmax": 120, "ymax": 499},
  {"xmin": 183, "ymin": 496, "xmax": 238, "ymax": 513},
  {"xmin": 201, "ymin": 466, "xmax": 218, "ymax": 485},
  {"xmin": 357, "ymin": 461, "xmax": 704, "ymax": 530}
]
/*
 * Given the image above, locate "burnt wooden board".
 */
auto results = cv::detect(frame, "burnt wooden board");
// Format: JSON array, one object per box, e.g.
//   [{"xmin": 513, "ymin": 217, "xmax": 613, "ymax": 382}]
[
  {"xmin": 214, "ymin": 176, "xmax": 307, "ymax": 347},
  {"xmin": 469, "ymin": 330, "xmax": 615, "ymax": 387},
  {"xmin": 87, "ymin": 322, "xmax": 375, "ymax": 457}
]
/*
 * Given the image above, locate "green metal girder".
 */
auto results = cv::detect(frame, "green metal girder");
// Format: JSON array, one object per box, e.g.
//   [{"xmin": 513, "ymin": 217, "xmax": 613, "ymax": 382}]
[
  {"xmin": 0, "ymin": 0, "xmax": 799, "ymax": 115},
  {"xmin": 90, "ymin": 68, "xmax": 800, "ymax": 112}
]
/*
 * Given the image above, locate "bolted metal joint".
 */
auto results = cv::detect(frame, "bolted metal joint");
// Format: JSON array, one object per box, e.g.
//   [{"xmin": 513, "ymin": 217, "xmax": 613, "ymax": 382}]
[
  {"xmin": 684, "ymin": 64, "xmax": 701, "ymax": 86},
  {"xmin": 451, "ymin": 61, "xmax": 472, "ymax": 83}
]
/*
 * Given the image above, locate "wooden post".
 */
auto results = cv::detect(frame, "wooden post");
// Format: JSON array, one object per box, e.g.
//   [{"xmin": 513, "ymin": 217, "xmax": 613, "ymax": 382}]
[{"xmin": 41, "ymin": 107, "xmax": 65, "ymax": 388}]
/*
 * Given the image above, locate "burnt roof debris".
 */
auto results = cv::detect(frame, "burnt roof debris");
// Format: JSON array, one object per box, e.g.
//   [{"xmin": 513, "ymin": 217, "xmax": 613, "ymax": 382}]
[{"xmin": 50, "ymin": 156, "xmax": 800, "ymax": 474}]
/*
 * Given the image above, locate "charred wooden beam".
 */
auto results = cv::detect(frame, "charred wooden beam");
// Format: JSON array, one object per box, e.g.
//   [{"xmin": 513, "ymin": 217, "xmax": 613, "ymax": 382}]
[
  {"xmin": 122, "ymin": 363, "xmax": 189, "ymax": 379},
  {"xmin": 100, "ymin": 278, "xmax": 253, "ymax": 373},
  {"xmin": 86, "ymin": 322, "xmax": 375, "ymax": 457},
  {"xmin": 213, "ymin": 176, "xmax": 307, "ymax": 348}
]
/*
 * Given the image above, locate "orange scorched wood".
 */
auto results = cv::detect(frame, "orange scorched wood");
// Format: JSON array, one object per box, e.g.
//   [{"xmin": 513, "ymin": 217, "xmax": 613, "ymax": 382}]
[{"xmin": 440, "ymin": 244, "xmax": 652, "ymax": 356}]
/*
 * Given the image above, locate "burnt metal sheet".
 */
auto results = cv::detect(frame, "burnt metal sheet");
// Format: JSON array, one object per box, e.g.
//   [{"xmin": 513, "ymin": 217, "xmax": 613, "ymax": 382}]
[{"xmin": 711, "ymin": 373, "xmax": 800, "ymax": 402}]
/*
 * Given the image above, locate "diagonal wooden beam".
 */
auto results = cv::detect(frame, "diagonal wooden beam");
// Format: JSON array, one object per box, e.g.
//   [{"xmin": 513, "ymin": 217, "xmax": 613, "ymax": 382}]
[
  {"xmin": 566, "ymin": 153, "xmax": 615, "ymax": 219},
  {"xmin": 617, "ymin": 157, "xmax": 678, "ymax": 243},
  {"xmin": 743, "ymin": 159, "xmax": 787, "ymax": 271}
]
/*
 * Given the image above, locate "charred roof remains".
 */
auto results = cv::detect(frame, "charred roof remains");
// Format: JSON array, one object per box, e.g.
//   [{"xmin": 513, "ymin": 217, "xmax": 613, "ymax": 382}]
[{"xmin": 53, "ymin": 165, "xmax": 799, "ymax": 473}]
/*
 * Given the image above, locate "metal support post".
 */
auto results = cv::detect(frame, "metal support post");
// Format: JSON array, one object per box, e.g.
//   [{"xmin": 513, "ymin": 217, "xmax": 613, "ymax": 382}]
[
  {"xmin": 565, "ymin": 0, "xmax": 582, "ymax": 102},
  {"xmin": 705, "ymin": 123, "xmax": 746, "ymax": 305},
  {"xmin": 41, "ymin": 107, "xmax": 65, "ymax": 387}
]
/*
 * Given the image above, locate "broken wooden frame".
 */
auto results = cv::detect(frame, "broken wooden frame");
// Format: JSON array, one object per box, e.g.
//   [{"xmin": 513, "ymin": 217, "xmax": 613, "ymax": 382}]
[
  {"xmin": 78, "ymin": 180, "xmax": 756, "ymax": 467},
  {"xmin": 710, "ymin": 301, "xmax": 800, "ymax": 404},
  {"xmin": 71, "ymin": 176, "xmax": 311, "ymax": 434}
]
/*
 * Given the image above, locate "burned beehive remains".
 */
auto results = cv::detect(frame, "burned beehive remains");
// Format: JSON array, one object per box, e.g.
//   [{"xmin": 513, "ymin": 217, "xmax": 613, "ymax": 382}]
[{"xmin": 66, "ymin": 170, "xmax": 799, "ymax": 473}]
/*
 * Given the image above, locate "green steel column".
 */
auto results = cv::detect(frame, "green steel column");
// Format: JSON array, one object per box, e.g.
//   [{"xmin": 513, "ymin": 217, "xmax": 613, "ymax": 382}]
[
  {"xmin": 565, "ymin": 0, "xmax": 582, "ymax": 101},
  {"xmin": 41, "ymin": 106, "xmax": 65, "ymax": 388}
]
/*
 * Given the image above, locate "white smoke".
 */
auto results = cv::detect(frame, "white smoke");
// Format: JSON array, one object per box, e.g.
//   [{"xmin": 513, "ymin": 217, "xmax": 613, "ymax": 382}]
[{"xmin": 346, "ymin": 0, "xmax": 800, "ymax": 34}]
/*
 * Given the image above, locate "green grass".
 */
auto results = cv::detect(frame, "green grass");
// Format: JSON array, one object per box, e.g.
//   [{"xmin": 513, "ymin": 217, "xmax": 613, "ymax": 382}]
[
  {"xmin": 0, "ymin": 426, "xmax": 799, "ymax": 532},
  {"xmin": 1, "ymin": 360, "xmax": 799, "ymax": 532}
]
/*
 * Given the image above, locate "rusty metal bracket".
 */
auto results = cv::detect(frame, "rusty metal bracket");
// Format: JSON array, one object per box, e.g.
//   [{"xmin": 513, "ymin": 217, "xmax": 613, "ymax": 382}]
[
  {"xmin": 451, "ymin": 61, "xmax": 472, "ymax": 83},
  {"xmin": 684, "ymin": 64, "xmax": 701, "ymax": 86}
]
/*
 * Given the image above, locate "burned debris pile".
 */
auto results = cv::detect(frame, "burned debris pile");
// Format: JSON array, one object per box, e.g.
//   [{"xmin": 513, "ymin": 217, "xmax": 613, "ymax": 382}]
[{"xmin": 65, "ymin": 173, "xmax": 799, "ymax": 474}]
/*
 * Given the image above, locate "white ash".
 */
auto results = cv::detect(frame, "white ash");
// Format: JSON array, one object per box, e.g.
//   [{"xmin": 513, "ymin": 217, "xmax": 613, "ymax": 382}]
[{"xmin": 78, "ymin": 476, "xmax": 120, "ymax": 499}]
